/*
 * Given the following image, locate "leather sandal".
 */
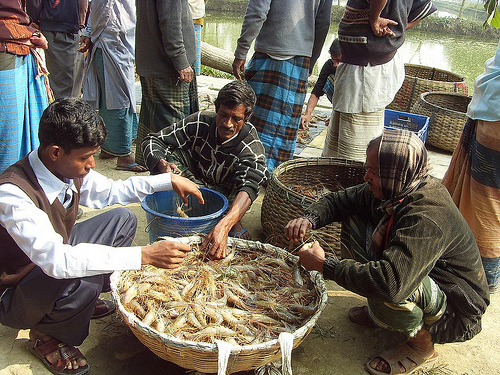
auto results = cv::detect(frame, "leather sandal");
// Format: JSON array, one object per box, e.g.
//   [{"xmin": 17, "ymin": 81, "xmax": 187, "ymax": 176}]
[
  {"xmin": 91, "ymin": 298, "xmax": 116, "ymax": 319},
  {"xmin": 27, "ymin": 338, "xmax": 90, "ymax": 375},
  {"xmin": 365, "ymin": 343, "xmax": 438, "ymax": 375}
]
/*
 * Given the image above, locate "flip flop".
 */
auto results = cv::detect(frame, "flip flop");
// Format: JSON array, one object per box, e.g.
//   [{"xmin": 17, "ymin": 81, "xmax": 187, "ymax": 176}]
[
  {"xmin": 27, "ymin": 338, "xmax": 90, "ymax": 375},
  {"xmin": 229, "ymin": 227, "xmax": 251, "ymax": 239},
  {"xmin": 115, "ymin": 163, "xmax": 147, "ymax": 172},
  {"xmin": 365, "ymin": 342, "xmax": 438, "ymax": 375}
]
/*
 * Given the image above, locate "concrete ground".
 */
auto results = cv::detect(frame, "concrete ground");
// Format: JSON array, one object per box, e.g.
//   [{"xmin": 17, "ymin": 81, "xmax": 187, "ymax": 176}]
[{"xmin": 1, "ymin": 77, "xmax": 498, "ymax": 375}]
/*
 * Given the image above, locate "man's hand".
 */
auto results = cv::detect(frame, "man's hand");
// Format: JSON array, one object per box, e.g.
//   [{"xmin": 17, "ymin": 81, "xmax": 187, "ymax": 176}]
[
  {"xmin": 171, "ymin": 173, "xmax": 204, "ymax": 205},
  {"xmin": 141, "ymin": 240, "xmax": 191, "ymax": 269},
  {"xmin": 370, "ymin": 16, "xmax": 397, "ymax": 37},
  {"xmin": 201, "ymin": 223, "xmax": 231, "ymax": 260},
  {"xmin": 200, "ymin": 191, "xmax": 251, "ymax": 259},
  {"xmin": 78, "ymin": 36, "xmax": 92, "ymax": 53},
  {"xmin": 298, "ymin": 241, "xmax": 325, "ymax": 272},
  {"xmin": 301, "ymin": 113, "xmax": 312, "ymax": 130},
  {"xmin": 178, "ymin": 66, "xmax": 194, "ymax": 83},
  {"xmin": 232, "ymin": 58, "xmax": 246, "ymax": 80},
  {"xmin": 157, "ymin": 159, "xmax": 181, "ymax": 174},
  {"xmin": 29, "ymin": 33, "xmax": 48, "ymax": 49},
  {"xmin": 285, "ymin": 217, "xmax": 313, "ymax": 243}
]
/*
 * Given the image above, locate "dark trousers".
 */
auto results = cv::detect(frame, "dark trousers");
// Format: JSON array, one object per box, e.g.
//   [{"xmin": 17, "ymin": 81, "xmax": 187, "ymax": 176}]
[{"xmin": 0, "ymin": 207, "xmax": 137, "ymax": 345}]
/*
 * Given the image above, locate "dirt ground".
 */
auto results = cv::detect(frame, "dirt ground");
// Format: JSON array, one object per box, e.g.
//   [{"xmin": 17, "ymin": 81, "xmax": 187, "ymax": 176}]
[{"xmin": 1, "ymin": 77, "xmax": 498, "ymax": 375}]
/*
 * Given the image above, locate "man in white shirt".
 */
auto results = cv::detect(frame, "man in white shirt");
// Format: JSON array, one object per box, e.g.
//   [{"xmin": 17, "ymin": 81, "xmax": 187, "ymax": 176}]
[{"xmin": 0, "ymin": 98, "xmax": 204, "ymax": 375}]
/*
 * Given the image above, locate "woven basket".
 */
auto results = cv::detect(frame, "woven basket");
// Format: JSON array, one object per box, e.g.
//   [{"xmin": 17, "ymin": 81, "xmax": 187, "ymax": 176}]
[
  {"xmin": 110, "ymin": 236, "xmax": 328, "ymax": 374},
  {"xmin": 261, "ymin": 158, "xmax": 366, "ymax": 257},
  {"xmin": 387, "ymin": 64, "xmax": 468, "ymax": 113},
  {"xmin": 411, "ymin": 92, "xmax": 471, "ymax": 152}
]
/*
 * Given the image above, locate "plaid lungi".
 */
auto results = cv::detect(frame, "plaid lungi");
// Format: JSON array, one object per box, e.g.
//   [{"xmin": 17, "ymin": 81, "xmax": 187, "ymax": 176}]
[
  {"xmin": 135, "ymin": 74, "xmax": 199, "ymax": 165},
  {"xmin": 0, "ymin": 53, "xmax": 48, "ymax": 173},
  {"xmin": 245, "ymin": 53, "xmax": 309, "ymax": 172}
]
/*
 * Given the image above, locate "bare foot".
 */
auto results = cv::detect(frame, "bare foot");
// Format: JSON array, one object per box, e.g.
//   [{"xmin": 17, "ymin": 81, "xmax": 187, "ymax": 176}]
[
  {"xmin": 368, "ymin": 329, "xmax": 436, "ymax": 374},
  {"xmin": 99, "ymin": 150, "xmax": 116, "ymax": 159},
  {"xmin": 116, "ymin": 154, "xmax": 147, "ymax": 172}
]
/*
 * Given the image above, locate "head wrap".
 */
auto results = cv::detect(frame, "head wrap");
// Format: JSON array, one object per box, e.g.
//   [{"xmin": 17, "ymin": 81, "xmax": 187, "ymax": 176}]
[
  {"xmin": 378, "ymin": 129, "xmax": 429, "ymax": 205},
  {"xmin": 368, "ymin": 129, "xmax": 430, "ymax": 255}
]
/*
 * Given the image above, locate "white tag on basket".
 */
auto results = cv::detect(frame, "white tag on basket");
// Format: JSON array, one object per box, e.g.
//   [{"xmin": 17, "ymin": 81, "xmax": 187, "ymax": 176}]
[
  {"xmin": 279, "ymin": 332, "xmax": 294, "ymax": 375},
  {"xmin": 216, "ymin": 339, "xmax": 233, "ymax": 375}
]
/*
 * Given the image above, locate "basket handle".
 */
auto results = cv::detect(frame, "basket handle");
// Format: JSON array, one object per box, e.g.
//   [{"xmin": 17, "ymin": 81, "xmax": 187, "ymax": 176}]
[{"xmin": 144, "ymin": 216, "xmax": 159, "ymax": 233}]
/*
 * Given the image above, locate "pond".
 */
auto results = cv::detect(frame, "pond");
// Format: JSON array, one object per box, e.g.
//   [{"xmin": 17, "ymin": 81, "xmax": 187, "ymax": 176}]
[{"xmin": 202, "ymin": 14, "xmax": 499, "ymax": 94}]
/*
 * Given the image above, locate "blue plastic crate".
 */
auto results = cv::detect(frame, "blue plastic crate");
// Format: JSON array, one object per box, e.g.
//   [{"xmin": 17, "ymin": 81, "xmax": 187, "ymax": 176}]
[{"xmin": 384, "ymin": 109, "xmax": 429, "ymax": 143}]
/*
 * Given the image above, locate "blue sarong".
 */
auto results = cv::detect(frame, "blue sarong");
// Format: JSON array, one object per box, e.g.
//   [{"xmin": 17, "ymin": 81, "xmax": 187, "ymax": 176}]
[
  {"xmin": 193, "ymin": 24, "xmax": 202, "ymax": 76},
  {"xmin": 94, "ymin": 48, "xmax": 137, "ymax": 156},
  {"xmin": 245, "ymin": 53, "xmax": 309, "ymax": 172},
  {"xmin": 0, "ymin": 53, "xmax": 49, "ymax": 173}
]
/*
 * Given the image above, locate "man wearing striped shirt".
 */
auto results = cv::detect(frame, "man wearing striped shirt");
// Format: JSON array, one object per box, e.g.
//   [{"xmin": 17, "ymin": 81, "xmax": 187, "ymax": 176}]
[{"xmin": 142, "ymin": 81, "xmax": 269, "ymax": 259}]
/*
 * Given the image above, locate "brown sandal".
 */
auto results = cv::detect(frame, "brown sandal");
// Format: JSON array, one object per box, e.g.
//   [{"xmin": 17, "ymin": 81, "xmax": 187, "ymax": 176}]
[
  {"xmin": 27, "ymin": 338, "xmax": 90, "ymax": 375},
  {"xmin": 91, "ymin": 298, "xmax": 116, "ymax": 319}
]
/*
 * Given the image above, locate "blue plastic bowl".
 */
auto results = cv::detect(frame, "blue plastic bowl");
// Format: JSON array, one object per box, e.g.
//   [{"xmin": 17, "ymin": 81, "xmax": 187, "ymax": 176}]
[{"xmin": 141, "ymin": 187, "xmax": 229, "ymax": 243}]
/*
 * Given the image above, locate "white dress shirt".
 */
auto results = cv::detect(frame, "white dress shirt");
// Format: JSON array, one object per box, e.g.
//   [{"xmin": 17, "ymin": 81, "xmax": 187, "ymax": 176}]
[{"xmin": 0, "ymin": 150, "xmax": 172, "ymax": 279}]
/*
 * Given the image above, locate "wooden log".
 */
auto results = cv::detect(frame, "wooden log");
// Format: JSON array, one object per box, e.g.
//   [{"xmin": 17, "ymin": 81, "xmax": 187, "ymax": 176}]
[{"xmin": 201, "ymin": 41, "xmax": 234, "ymax": 75}]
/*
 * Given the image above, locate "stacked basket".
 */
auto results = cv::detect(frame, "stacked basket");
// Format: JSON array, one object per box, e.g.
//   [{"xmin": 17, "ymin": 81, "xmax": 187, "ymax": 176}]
[
  {"xmin": 411, "ymin": 92, "xmax": 471, "ymax": 152},
  {"xmin": 387, "ymin": 64, "xmax": 468, "ymax": 113},
  {"xmin": 261, "ymin": 157, "xmax": 366, "ymax": 258}
]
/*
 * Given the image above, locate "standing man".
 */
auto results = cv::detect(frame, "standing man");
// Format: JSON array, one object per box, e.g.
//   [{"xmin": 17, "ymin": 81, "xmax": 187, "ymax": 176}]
[
  {"xmin": 0, "ymin": 98, "xmax": 203, "ymax": 374},
  {"xmin": 232, "ymin": 0, "xmax": 333, "ymax": 172},
  {"xmin": 26, "ymin": 0, "xmax": 88, "ymax": 99},
  {"xmin": 0, "ymin": 0, "xmax": 50, "ymax": 173},
  {"xmin": 134, "ymin": 0, "xmax": 199, "ymax": 166},
  {"xmin": 321, "ymin": 0, "xmax": 436, "ymax": 162},
  {"xmin": 78, "ymin": 0, "xmax": 147, "ymax": 172}
]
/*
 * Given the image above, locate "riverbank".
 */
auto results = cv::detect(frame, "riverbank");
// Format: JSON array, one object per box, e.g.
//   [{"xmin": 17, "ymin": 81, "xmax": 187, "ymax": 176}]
[{"xmin": 206, "ymin": 2, "xmax": 500, "ymax": 39}]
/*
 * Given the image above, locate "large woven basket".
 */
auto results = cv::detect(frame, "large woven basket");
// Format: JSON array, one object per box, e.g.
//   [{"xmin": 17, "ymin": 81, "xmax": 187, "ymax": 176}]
[
  {"xmin": 110, "ymin": 236, "xmax": 328, "ymax": 374},
  {"xmin": 387, "ymin": 64, "xmax": 468, "ymax": 113},
  {"xmin": 411, "ymin": 92, "xmax": 471, "ymax": 152},
  {"xmin": 261, "ymin": 158, "xmax": 366, "ymax": 257}
]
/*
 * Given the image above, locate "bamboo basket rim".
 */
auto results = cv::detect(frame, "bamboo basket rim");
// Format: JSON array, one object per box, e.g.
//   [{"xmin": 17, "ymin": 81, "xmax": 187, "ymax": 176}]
[
  {"xmin": 110, "ymin": 236, "xmax": 328, "ymax": 370},
  {"xmin": 270, "ymin": 157, "xmax": 366, "ymax": 200},
  {"xmin": 418, "ymin": 92, "xmax": 472, "ymax": 114},
  {"xmin": 404, "ymin": 63, "xmax": 466, "ymax": 82}
]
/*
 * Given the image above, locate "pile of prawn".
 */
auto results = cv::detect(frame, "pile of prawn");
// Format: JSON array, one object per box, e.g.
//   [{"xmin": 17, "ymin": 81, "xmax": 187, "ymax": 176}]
[{"xmin": 117, "ymin": 241, "xmax": 320, "ymax": 346}]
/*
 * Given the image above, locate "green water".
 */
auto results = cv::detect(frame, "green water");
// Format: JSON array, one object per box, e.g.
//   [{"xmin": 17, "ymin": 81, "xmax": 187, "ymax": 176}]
[{"xmin": 202, "ymin": 15, "xmax": 499, "ymax": 94}]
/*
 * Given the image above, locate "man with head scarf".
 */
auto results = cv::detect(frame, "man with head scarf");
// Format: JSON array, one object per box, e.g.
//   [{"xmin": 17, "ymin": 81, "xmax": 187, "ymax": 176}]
[{"xmin": 285, "ymin": 129, "xmax": 489, "ymax": 375}]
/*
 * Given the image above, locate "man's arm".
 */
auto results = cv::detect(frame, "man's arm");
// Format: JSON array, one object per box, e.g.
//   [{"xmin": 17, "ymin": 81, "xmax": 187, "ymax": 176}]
[
  {"xmin": 310, "ymin": 0, "xmax": 333, "ymax": 70},
  {"xmin": 369, "ymin": 0, "xmax": 398, "ymax": 37},
  {"xmin": 201, "ymin": 190, "xmax": 252, "ymax": 259},
  {"xmin": 141, "ymin": 114, "xmax": 199, "ymax": 173},
  {"xmin": 157, "ymin": 0, "xmax": 193, "ymax": 82},
  {"xmin": 0, "ymin": 175, "xmax": 202, "ymax": 279},
  {"xmin": 232, "ymin": 0, "xmax": 272, "ymax": 79},
  {"xmin": 0, "ymin": 183, "xmax": 142, "ymax": 279}
]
